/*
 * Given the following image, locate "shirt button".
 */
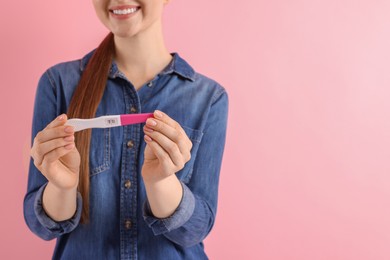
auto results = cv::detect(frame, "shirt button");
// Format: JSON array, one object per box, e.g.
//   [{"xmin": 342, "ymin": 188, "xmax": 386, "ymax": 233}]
[
  {"xmin": 147, "ymin": 81, "xmax": 153, "ymax": 87},
  {"xmin": 124, "ymin": 180, "xmax": 131, "ymax": 189},
  {"xmin": 130, "ymin": 106, "xmax": 137, "ymax": 113},
  {"xmin": 125, "ymin": 220, "xmax": 132, "ymax": 229},
  {"xmin": 127, "ymin": 140, "xmax": 134, "ymax": 148}
]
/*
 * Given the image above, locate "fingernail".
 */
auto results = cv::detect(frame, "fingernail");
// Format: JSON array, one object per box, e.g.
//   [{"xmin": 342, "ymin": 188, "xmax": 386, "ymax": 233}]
[
  {"xmin": 154, "ymin": 110, "xmax": 163, "ymax": 118},
  {"xmin": 144, "ymin": 135, "xmax": 152, "ymax": 142},
  {"xmin": 147, "ymin": 119, "xmax": 157, "ymax": 126},
  {"xmin": 57, "ymin": 114, "xmax": 64, "ymax": 121},
  {"xmin": 64, "ymin": 126, "xmax": 74, "ymax": 133}
]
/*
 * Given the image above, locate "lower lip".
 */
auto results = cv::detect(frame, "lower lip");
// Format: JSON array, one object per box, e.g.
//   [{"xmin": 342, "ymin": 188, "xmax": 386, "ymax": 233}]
[{"xmin": 110, "ymin": 8, "xmax": 140, "ymax": 20}]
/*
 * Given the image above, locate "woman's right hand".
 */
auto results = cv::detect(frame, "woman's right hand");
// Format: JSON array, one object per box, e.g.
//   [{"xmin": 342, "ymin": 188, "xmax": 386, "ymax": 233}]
[{"xmin": 30, "ymin": 114, "xmax": 80, "ymax": 191}]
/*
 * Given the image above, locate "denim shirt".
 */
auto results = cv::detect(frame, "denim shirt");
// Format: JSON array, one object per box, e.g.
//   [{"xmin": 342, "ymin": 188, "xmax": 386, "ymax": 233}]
[{"xmin": 23, "ymin": 50, "xmax": 228, "ymax": 260}]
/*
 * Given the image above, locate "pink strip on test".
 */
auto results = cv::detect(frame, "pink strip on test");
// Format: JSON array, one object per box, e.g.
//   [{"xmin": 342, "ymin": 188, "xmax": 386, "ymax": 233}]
[{"xmin": 120, "ymin": 113, "xmax": 154, "ymax": 126}]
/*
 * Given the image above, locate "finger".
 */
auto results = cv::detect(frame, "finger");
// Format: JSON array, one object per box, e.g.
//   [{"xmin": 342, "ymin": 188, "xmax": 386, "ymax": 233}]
[
  {"xmin": 41, "ymin": 143, "xmax": 75, "ymax": 166},
  {"xmin": 152, "ymin": 110, "xmax": 192, "ymax": 148},
  {"xmin": 35, "ymin": 125, "xmax": 75, "ymax": 144},
  {"xmin": 143, "ymin": 129, "xmax": 185, "ymax": 169},
  {"xmin": 44, "ymin": 114, "xmax": 68, "ymax": 130},
  {"xmin": 145, "ymin": 118, "xmax": 191, "ymax": 154},
  {"xmin": 144, "ymin": 134, "xmax": 175, "ymax": 169},
  {"xmin": 33, "ymin": 135, "xmax": 75, "ymax": 166},
  {"xmin": 145, "ymin": 118, "xmax": 180, "ymax": 142},
  {"xmin": 153, "ymin": 110, "xmax": 187, "ymax": 136}
]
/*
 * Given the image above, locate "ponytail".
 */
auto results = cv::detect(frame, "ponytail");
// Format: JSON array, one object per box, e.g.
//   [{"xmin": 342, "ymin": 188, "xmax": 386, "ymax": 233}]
[{"xmin": 67, "ymin": 32, "xmax": 114, "ymax": 223}]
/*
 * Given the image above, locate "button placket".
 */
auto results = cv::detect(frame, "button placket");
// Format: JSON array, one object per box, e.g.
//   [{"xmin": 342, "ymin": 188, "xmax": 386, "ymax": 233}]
[{"xmin": 120, "ymin": 74, "xmax": 142, "ymax": 259}]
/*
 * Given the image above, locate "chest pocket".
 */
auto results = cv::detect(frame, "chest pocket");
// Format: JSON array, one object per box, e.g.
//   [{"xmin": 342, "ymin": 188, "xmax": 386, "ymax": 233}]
[
  {"xmin": 89, "ymin": 127, "xmax": 111, "ymax": 177},
  {"xmin": 175, "ymin": 125, "xmax": 204, "ymax": 184}
]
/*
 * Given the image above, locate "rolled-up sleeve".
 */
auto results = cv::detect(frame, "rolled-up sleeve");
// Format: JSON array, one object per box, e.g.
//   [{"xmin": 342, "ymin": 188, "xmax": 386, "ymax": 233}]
[
  {"xmin": 143, "ymin": 182, "xmax": 195, "ymax": 234},
  {"xmin": 23, "ymin": 70, "xmax": 82, "ymax": 241},
  {"xmin": 143, "ymin": 88, "xmax": 229, "ymax": 248}
]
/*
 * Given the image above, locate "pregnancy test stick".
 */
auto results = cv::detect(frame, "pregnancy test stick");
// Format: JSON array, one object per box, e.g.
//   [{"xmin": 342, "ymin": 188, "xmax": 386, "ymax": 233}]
[{"xmin": 65, "ymin": 113, "xmax": 154, "ymax": 132}]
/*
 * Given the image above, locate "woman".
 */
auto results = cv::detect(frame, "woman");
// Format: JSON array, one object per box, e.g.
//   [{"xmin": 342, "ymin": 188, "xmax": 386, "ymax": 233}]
[{"xmin": 24, "ymin": 0, "xmax": 228, "ymax": 259}]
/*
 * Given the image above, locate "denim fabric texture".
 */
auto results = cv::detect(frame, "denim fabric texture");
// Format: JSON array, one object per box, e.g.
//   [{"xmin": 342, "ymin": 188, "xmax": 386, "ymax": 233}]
[{"xmin": 23, "ymin": 50, "xmax": 228, "ymax": 260}]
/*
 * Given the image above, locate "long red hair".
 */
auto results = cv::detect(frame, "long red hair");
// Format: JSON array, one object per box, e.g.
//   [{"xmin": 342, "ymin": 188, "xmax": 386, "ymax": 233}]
[{"xmin": 67, "ymin": 32, "xmax": 114, "ymax": 223}]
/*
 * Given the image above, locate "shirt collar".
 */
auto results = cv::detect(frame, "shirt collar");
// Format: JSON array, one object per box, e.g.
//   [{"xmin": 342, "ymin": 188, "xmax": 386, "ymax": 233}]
[{"xmin": 80, "ymin": 50, "xmax": 195, "ymax": 82}]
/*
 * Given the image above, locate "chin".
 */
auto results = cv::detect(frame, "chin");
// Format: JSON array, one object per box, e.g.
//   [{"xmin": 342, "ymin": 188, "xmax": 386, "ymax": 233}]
[
  {"xmin": 111, "ymin": 29, "xmax": 138, "ymax": 38},
  {"xmin": 114, "ymin": 32, "xmax": 135, "ymax": 38}
]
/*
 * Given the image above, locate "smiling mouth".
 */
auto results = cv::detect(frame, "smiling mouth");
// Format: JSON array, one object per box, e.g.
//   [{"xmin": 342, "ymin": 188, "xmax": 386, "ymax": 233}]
[{"xmin": 109, "ymin": 7, "xmax": 140, "ymax": 15}]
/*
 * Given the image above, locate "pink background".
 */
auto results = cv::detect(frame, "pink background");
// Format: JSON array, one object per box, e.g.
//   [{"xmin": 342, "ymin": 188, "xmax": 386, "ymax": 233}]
[{"xmin": 1, "ymin": 1, "xmax": 390, "ymax": 259}]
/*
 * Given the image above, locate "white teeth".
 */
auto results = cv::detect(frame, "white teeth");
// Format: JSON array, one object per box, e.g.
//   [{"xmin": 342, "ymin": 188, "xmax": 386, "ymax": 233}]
[{"xmin": 113, "ymin": 8, "xmax": 138, "ymax": 15}]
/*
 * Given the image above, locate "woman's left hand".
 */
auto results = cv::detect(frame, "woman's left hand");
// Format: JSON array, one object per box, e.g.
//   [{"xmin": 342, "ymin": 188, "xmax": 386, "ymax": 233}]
[{"xmin": 142, "ymin": 110, "xmax": 192, "ymax": 183}]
